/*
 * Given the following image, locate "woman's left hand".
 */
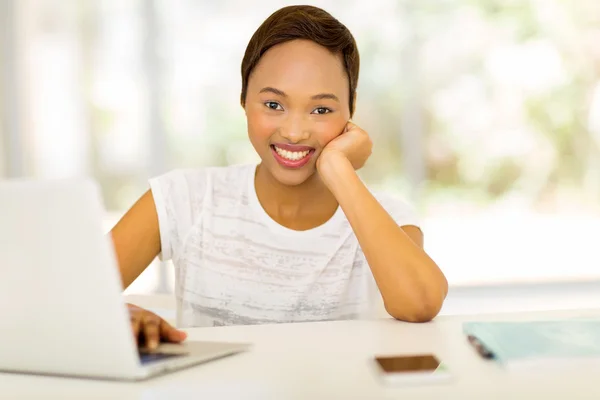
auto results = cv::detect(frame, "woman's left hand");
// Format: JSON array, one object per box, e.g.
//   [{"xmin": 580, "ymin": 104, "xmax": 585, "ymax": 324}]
[{"xmin": 317, "ymin": 121, "xmax": 373, "ymax": 171}]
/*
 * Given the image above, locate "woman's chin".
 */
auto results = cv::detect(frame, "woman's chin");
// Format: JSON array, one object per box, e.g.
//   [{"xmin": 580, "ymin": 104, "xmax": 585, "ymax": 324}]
[{"xmin": 270, "ymin": 164, "xmax": 317, "ymax": 187}]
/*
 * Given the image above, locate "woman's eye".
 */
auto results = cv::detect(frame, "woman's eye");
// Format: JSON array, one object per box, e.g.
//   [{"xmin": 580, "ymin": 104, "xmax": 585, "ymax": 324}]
[
  {"xmin": 312, "ymin": 107, "xmax": 332, "ymax": 115},
  {"xmin": 265, "ymin": 102, "xmax": 283, "ymax": 111}
]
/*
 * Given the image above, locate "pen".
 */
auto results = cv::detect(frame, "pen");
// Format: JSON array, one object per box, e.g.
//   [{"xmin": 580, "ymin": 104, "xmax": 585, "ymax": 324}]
[{"xmin": 467, "ymin": 335, "xmax": 496, "ymax": 359}]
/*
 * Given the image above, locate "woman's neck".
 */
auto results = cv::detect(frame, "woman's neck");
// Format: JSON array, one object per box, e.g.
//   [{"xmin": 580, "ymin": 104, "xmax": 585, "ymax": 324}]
[{"xmin": 254, "ymin": 163, "xmax": 339, "ymax": 230}]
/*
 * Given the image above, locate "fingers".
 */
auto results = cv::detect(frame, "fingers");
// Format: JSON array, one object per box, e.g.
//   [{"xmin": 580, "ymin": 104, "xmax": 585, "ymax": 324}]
[
  {"xmin": 131, "ymin": 314, "xmax": 141, "ymax": 342},
  {"xmin": 128, "ymin": 304, "xmax": 187, "ymax": 350},
  {"xmin": 142, "ymin": 315, "xmax": 161, "ymax": 350},
  {"xmin": 345, "ymin": 120, "xmax": 356, "ymax": 132},
  {"xmin": 160, "ymin": 318, "xmax": 188, "ymax": 343}
]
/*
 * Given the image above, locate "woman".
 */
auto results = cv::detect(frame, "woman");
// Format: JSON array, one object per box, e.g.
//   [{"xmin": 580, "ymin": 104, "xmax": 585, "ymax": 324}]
[{"xmin": 112, "ymin": 5, "xmax": 448, "ymax": 350}]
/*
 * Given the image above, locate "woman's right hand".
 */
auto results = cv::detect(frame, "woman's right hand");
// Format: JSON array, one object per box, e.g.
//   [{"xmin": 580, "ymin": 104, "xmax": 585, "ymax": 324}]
[{"xmin": 127, "ymin": 303, "xmax": 187, "ymax": 350}]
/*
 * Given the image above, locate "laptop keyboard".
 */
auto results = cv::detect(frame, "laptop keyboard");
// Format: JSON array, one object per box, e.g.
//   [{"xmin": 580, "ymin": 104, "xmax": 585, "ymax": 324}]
[{"xmin": 139, "ymin": 351, "xmax": 184, "ymax": 365}]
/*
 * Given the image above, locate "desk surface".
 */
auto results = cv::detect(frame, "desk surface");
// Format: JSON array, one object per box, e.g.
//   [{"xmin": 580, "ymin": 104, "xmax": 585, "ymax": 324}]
[{"xmin": 3, "ymin": 308, "xmax": 600, "ymax": 399}]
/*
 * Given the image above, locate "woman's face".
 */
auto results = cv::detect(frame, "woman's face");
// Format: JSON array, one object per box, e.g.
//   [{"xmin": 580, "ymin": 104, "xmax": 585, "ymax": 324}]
[{"xmin": 244, "ymin": 39, "xmax": 351, "ymax": 186}]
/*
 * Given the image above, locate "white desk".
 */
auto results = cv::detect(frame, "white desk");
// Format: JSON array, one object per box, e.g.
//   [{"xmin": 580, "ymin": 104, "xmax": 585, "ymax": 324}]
[{"xmin": 3, "ymin": 309, "xmax": 600, "ymax": 399}]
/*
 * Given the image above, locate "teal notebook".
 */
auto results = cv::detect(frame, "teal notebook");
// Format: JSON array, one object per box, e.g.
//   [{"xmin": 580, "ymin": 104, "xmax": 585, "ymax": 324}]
[{"xmin": 463, "ymin": 320, "xmax": 600, "ymax": 369}]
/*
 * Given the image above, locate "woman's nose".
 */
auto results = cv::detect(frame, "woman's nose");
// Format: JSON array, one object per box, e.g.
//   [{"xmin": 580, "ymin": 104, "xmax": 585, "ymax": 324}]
[{"xmin": 280, "ymin": 114, "xmax": 310, "ymax": 143}]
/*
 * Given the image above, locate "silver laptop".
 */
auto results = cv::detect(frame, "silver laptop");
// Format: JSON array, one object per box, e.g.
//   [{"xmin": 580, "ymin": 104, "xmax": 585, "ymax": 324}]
[{"xmin": 0, "ymin": 178, "xmax": 249, "ymax": 381}]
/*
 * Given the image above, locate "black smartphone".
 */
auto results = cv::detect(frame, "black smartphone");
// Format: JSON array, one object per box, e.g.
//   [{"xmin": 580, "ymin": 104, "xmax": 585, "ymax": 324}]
[{"xmin": 374, "ymin": 354, "xmax": 452, "ymax": 385}]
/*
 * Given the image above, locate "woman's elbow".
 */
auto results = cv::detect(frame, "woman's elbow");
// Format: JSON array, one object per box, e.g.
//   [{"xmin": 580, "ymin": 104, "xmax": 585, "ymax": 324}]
[
  {"xmin": 384, "ymin": 287, "xmax": 447, "ymax": 323},
  {"xmin": 385, "ymin": 303, "xmax": 440, "ymax": 323}
]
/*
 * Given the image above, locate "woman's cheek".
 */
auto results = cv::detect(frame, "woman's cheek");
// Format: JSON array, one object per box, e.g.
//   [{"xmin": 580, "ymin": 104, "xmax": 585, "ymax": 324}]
[
  {"xmin": 247, "ymin": 112, "xmax": 275, "ymax": 140},
  {"xmin": 320, "ymin": 133, "xmax": 338, "ymax": 148},
  {"xmin": 317, "ymin": 122, "xmax": 345, "ymax": 147}
]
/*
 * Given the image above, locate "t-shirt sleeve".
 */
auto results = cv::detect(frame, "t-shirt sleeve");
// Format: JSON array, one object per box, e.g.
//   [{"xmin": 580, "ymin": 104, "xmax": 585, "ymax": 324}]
[{"xmin": 148, "ymin": 169, "xmax": 206, "ymax": 261}]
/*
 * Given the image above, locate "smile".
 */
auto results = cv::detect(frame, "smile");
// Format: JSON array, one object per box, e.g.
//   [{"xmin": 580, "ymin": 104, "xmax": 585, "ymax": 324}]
[
  {"xmin": 274, "ymin": 146, "xmax": 310, "ymax": 160},
  {"xmin": 270, "ymin": 144, "xmax": 315, "ymax": 169}
]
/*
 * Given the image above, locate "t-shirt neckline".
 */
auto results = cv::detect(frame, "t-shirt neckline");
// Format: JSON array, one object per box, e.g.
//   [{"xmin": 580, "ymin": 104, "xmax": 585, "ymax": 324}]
[{"xmin": 246, "ymin": 164, "xmax": 343, "ymax": 237}]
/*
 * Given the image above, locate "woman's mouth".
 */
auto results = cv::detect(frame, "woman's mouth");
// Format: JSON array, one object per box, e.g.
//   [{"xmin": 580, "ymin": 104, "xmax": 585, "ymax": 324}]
[{"xmin": 270, "ymin": 144, "xmax": 315, "ymax": 169}]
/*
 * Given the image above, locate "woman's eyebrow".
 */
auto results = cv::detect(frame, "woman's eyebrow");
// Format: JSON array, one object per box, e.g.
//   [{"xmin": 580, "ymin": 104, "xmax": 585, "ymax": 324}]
[
  {"xmin": 259, "ymin": 87, "xmax": 287, "ymax": 97},
  {"xmin": 259, "ymin": 87, "xmax": 340, "ymax": 103},
  {"xmin": 311, "ymin": 93, "xmax": 340, "ymax": 103}
]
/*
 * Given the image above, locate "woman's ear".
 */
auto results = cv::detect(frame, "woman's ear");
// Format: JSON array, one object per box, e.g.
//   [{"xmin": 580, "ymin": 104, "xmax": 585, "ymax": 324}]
[{"xmin": 240, "ymin": 93, "xmax": 247, "ymax": 112}]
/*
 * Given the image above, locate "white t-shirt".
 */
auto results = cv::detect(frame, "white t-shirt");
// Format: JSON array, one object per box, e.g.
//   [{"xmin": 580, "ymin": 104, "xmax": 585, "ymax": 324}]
[{"xmin": 149, "ymin": 164, "xmax": 420, "ymax": 328}]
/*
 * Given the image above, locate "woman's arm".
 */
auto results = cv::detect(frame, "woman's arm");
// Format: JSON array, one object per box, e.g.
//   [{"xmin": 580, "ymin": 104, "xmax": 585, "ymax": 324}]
[
  {"xmin": 318, "ymin": 153, "xmax": 448, "ymax": 322},
  {"xmin": 110, "ymin": 190, "xmax": 186, "ymax": 348},
  {"xmin": 109, "ymin": 190, "xmax": 162, "ymax": 289}
]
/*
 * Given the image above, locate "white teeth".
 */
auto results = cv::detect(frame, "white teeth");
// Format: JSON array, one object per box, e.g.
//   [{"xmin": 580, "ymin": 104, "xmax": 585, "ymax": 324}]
[{"xmin": 274, "ymin": 146, "xmax": 310, "ymax": 161}]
